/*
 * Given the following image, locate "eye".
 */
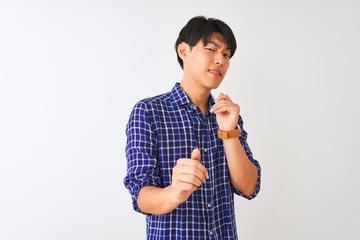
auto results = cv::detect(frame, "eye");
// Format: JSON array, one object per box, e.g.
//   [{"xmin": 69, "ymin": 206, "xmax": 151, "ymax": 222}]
[
  {"xmin": 224, "ymin": 53, "xmax": 230, "ymax": 59},
  {"xmin": 206, "ymin": 48, "xmax": 215, "ymax": 52}
]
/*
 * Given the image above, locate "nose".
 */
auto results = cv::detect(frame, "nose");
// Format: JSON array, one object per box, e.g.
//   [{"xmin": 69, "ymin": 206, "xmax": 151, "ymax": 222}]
[{"xmin": 215, "ymin": 54, "xmax": 224, "ymax": 65}]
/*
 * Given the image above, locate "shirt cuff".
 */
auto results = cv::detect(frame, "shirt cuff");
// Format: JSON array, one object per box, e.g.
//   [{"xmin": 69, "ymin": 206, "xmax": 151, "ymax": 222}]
[
  {"xmin": 128, "ymin": 178, "xmax": 161, "ymax": 215},
  {"xmin": 233, "ymin": 163, "xmax": 261, "ymax": 200}
]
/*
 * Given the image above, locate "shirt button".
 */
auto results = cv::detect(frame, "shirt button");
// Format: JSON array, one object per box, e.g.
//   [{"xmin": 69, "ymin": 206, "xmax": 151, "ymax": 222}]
[
  {"xmin": 207, "ymin": 203, "xmax": 211, "ymax": 208},
  {"xmin": 204, "ymin": 148, "xmax": 208, "ymax": 152},
  {"xmin": 206, "ymin": 176, "xmax": 209, "ymax": 180},
  {"xmin": 209, "ymin": 231, "xmax": 213, "ymax": 235}
]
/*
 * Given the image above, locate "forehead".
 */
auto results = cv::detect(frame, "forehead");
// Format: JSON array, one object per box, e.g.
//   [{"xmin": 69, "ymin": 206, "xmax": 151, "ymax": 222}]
[{"xmin": 204, "ymin": 32, "xmax": 230, "ymax": 50}]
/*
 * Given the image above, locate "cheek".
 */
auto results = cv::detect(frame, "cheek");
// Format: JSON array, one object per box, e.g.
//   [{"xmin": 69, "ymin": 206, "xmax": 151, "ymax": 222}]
[
  {"xmin": 224, "ymin": 62, "xmax": 230, "ymax": 72},
  {"xmin": 220, "ymin": 64, "xmax": 230, "ymax": 79},
  {"xmin": 195, "ymin": 58, "xmax": 208, "ymax": 73},
  {"xmin": 198, "ymin": 53, "xmax": 211, "ymax": 66},
  {"xmin": 225, "ymin": 60, "xmax": 230, "ymax": 71}
]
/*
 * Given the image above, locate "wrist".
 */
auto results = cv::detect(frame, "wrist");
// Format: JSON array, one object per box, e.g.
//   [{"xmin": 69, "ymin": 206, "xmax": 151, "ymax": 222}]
[
  {"xmin": 219, "ymin": 127, "xmax": 236, "ymax": 131},
  {"xmin": 218, "ymin": 126, "xmax": 240, "ymax": 139},
  {"xmin": 217, "ymin": 123, "xmax": 238, "ymax": 131},
  {"xmin": 167, "ymin": 185, "xmax": 183, "ymax": 206}
]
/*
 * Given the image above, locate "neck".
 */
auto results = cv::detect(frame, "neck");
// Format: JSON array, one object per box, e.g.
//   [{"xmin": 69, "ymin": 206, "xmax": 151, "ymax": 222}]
[{"xmin": 179, "ymin": 79, "xmax": 210, "ymax": 115}]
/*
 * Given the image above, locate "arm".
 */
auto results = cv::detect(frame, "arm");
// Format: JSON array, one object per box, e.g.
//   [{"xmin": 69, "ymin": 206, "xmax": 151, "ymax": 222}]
[
  {"xmin": 222, "ymin": 136, "xmax": 258, "ymax": 197},
  {"xmin": 137, "ymin": 185, "xmax": 179, "ymax": 215},
  {"xmin": 137, "ymin": 149, "xmax": 208, "ymax": 215},
  {"xmin": 123, "ymin": 102, "xmax": 208, "ymax": 215},
  {"xmin": 210, "ymin": 93, "xmax": 260, "ymax": 197}
]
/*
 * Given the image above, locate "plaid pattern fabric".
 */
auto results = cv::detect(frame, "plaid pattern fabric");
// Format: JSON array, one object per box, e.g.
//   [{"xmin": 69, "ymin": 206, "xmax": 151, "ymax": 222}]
[{"xmin": 124, "ymin": 83, "xmax": 261, "ymax": 240}]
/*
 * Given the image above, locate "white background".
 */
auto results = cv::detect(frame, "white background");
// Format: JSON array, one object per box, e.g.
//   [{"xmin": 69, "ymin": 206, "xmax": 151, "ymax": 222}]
[{"xmin": 0, "ymin": 0, "xmax": 359, "ymax": 239}]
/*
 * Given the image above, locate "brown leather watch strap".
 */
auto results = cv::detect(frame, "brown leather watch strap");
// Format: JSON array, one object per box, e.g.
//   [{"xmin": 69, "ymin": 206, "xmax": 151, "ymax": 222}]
[{"xmin": 217, "ymin": 128, "xmax": 241, "ymax": 139}]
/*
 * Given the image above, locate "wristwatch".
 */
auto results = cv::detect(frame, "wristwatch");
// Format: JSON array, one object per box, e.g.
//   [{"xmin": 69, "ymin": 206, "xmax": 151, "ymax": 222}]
[{"xmin": 217, "ymin": 127, "xmax": 241, "ymax": 139}]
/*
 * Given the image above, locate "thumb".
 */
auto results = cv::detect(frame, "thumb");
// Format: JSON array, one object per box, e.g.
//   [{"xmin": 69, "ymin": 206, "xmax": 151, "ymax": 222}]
[{"xmin": 191, "ymin": 148, "xmax": 201, "ymax": 161}]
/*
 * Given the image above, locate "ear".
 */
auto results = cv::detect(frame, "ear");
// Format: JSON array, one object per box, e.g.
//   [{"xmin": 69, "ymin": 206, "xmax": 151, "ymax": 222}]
[{"xmin": 177, "ymin": 42, "xmax": 190, "ymax": 61}]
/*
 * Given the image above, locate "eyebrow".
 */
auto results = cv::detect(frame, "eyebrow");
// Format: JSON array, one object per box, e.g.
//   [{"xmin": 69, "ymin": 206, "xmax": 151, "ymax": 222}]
[{"xmin": 208, "ymin": 41, "xmax": 231, "ymax": 50}]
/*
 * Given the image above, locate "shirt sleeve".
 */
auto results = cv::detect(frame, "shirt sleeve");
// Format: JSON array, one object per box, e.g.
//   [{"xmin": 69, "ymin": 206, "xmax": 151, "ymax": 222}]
[
  {"xmin": 232, "ymin": 115, "xmax": 262, "ymax": 200},
  {"xmin": 123, "ymin": 101, "xmax": 161, "ymax": 214}
]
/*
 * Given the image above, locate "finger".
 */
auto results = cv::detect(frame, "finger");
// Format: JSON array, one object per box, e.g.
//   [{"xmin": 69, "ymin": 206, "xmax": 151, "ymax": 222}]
[
  {"xmin": 191, "ymin": 148, "xmax": 201, "ymax": 161},
  {"xmin": 213, "ymin": 105, "xmax": 238, "ymax": 114},
  {"xmin": 210, "ymin": 100, "xmax": 230, "ymax": 113},
  {"xmin": 224, "ymin": 94, "xmax": 232, "ymax": 101},
  {"xmin": 177, "ymin": 174, "xmax": 204, "ymax": 187},
  {"xmin": 172, "ymin": 167, "xmax": 204, "ymax": 188},
  {"xmin": 177, "ymin": 158, "xmax": 208, "ymax": 177},
  {"xmin": 215, "ymin": 93, "xmax": 232, "ymax": 103},
  {"xmin": 175, "ymin": 165, "xmax": 207, "ymax": 183},
  {"xmin": 215, "ymin": 103, "xmax": 239, "ymax": 114},
  {"xmin": 177, "ymin": 159, "xmax": 208, "ymax": 177},
  {"xmin": 216, "ymin": 92, "xmax": 224, "ymax": 99},
  {"xmin": 215, "ymin": 93, "xmax": 225, "ymax": 103}
]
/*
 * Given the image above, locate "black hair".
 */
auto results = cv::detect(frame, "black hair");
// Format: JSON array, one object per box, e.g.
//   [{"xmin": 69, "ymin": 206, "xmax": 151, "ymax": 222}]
[{"xmin": 175, "ymin": 16, "xmax": 237, "ymax": 69}]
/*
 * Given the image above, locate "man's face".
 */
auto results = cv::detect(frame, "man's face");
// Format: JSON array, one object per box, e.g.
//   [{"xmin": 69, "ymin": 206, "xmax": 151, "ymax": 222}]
[{"xmin": 183, "ymin": 32, "xmax": 231, "ymax": 91}]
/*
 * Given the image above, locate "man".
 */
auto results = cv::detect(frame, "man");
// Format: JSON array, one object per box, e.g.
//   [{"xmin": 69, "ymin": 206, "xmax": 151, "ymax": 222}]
[{"xmin": 124, "ymin": 16, "xmax": 261, "ymax": 239}]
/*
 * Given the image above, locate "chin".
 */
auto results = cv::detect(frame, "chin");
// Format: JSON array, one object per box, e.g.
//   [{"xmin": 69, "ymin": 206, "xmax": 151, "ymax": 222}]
[
  {"xmin": 211, "ymin": 84, "xmax": 221, "ymax": 90},
  {"xmin": 207, "ymin": 80, "xmax": 223, "ymax": 90}
]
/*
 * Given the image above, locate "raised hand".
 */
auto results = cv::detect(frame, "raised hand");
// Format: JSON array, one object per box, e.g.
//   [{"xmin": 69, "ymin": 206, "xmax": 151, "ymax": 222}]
[
  {"xmin": 169, "ymin": 148, "xmax": 208, "ymax": 204},
  {"xmin": 210, "ymin": 93, "xmax": 240, "ymax": 131}
]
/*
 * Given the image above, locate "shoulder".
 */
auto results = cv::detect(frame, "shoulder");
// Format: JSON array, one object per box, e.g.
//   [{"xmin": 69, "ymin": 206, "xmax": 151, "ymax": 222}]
[
  {"xmin": 129, "ymin": 91, "xmax": 173, "ymax": 120},
  {"xmin": 132, "ymin": 91, "xmax": 172, "ymax": 112}
]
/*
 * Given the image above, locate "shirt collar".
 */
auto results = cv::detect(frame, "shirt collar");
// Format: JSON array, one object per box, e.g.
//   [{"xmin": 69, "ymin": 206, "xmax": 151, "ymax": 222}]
[{"xmin": 170, "ymin": 82, "xmax": 216, "ymax": 110}]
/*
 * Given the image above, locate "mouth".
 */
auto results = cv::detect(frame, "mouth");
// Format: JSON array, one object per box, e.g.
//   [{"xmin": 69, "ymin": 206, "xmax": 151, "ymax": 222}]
[{"xmin": 208, "ymin": 69, "xmax": 222, "ymax": 77}]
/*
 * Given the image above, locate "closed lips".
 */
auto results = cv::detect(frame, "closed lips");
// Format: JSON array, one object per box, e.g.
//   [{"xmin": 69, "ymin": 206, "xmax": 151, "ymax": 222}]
[{"xmin": 208, "ymin": 69, "xmax": 222, "ymax": 76}]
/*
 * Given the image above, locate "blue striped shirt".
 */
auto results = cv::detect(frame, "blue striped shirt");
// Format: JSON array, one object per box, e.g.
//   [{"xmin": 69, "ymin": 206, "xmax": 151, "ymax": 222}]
[{"xmin": 124, "ymin": 83, "xmax": 261, "ymax": 239}]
